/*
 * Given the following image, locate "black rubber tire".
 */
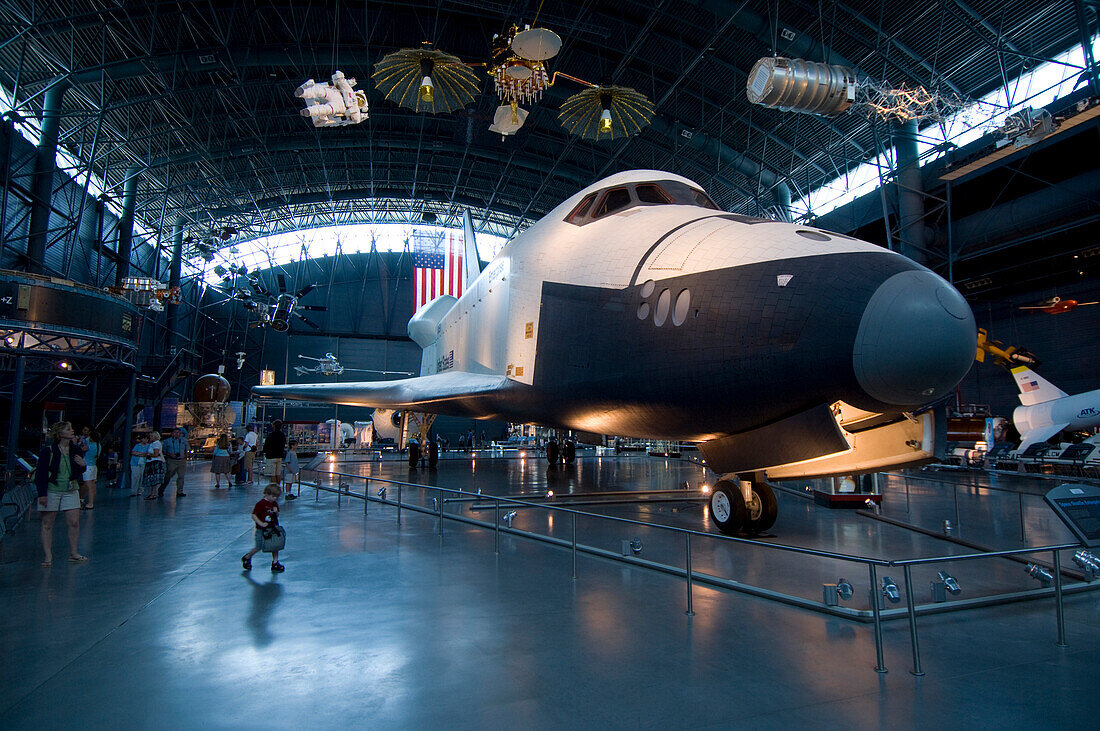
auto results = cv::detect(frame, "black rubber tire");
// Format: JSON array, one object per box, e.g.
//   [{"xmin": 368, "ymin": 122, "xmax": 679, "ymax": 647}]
[
  {"xmin": 709, "ymin": 480, "xmax": 746, "ymax": 535},
  {"xmin": 407, "ymin": 442, "xmax": 420, "ymax": 468},
  {"xmin": 741, "ymin": 482, "xmax": 778, "ymax": 534},
  {"xmin": 546, "ymin": 441, "xmax": 559, "ymax": 465},
  {"xmin": 563, "ymin": 440, "xmax": 576, "ymax": 464},
  {"xmin": 428, "ymin": 440, "xmax": 439, "ymax": 468}
]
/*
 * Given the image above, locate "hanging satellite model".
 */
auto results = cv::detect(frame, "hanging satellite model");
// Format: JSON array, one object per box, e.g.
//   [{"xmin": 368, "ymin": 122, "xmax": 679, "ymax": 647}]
[
  {"xmin": 746, "ymin": 56, "xmax": 966, "ymax": 122},
  {"xmin": 236, "ymin": 273, "xmax": 328, "ymax": 331},
  {"xmin": 557, "ymin": 84, "xmax": 656, "ymax": 141},
  {"xmin": 296, "ymin": 70, "xmax": 369, "ymax": 127},
  {"xmin": 294, "ymin": 353, "xmax": 412, "ymax": 378},
  {"xmin": 487, "ymin": 23, "xmax": 560, "ymax": 137},
  {"xmin": 372, "ymin": 45, "xmax": 481, "ymax": 114}
]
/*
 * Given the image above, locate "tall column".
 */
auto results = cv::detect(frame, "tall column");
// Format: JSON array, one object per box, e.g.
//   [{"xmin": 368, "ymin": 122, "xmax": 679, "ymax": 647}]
[
  {"xmin": 772, "ymin": 182, "xmax": 792, "ymax": 223},
  {"xmin": 3, "ymin": 355, "xmax": 26, "ymax": 498},
  {"xmin": 26, "ymin": 83, "xmax": 67, "ymax": 274},
  {"xmin": 167, "ymin": 216, "xmax": 185, "ymax": 353},
  {"xmin": 895, "ymin": 119, "xmax": 927, "ymax": 265},
  {"xmin": 114, "ymin": 165, "xmax": 142, "ymax": 286},
  {"xmin": 120, "ymin": 369, "xmax": 137, "ymax": 492}
]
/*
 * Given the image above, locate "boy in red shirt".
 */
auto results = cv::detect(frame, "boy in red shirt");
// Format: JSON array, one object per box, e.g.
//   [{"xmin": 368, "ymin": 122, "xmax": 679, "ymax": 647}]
[{"xmin": 241, "ymin": 482, "xmax": 285, "ymax": 572}]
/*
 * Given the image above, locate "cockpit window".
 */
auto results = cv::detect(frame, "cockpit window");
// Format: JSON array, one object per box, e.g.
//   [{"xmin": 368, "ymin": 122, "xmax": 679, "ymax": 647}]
[
  {"xmin": 636, "ymin": 184, "xmax": 673, "ymax": 204},
  {"xmin": 593, "ymin": 187, "xmax": 632, "ymax": 218},
  {"xmin": 566, "ymin": 193, "xmax": 597, "ymax": 224},
  {"xmin": 563, "ymin": 179, "xmax": 723, "ymax": 225}
]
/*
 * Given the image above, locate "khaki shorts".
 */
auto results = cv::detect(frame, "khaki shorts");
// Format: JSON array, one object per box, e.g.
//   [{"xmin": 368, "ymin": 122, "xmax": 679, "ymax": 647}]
[{"xmin": 42, "ymin": 489, "xmax": 80, "ymax": 512}]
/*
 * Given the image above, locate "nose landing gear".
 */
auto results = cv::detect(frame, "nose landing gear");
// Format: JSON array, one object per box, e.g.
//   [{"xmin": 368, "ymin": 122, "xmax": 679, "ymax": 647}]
[{"xmin": 709, "ymin": 478, "xmax": 777, "ymax": 535}]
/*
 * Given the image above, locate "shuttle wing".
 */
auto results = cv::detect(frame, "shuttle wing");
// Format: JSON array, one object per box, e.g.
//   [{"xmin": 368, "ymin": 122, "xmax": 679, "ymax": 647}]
[
  {"xmin": 253, "ymin": 371, "xmax": 511, "ymax": 410},
  {"xmin": 1017, "ymin": 423, "xmax": 1068, "ymax": 453}
]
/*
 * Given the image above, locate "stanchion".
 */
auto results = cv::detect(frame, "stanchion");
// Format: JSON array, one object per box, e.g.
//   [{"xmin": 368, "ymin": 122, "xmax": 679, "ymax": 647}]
[
  {"xmin": 494, "ymin": 498, "xmax": 500, "ymax": 554},
  {"xmin": 363, "ymin": 477, "xmax": 369, "ymax": 515},
  {"xmin": 438, "ymin": 488, "xmax": 444, "ymax": 536},
  {"xmin": 1054, "ymin": 549, "xmax": 1068, "ymax": 647},
  {"xmin": 869, "ymin": 563, "xmax": 887, "ymax": 673},
  {"xmin": 397, "ymin": 484, "xmax": 402, "ymax": 524},
  {"xmin": 571, "ymin": 512, "xmax": 577, "ymax": 579},
  {"xmin": 953, "ymin": 484, "xmax": 960, "ymax": 528},
  {"xmin": 685, "ymin": 533, "xmax": 695, "ymax": 617},
  {"xmin": 903, "ymin": 565, "xmax": 924, "ymax": 676},
  {"xmin": 1019, "ymin": 492, "xmax": 1026, "ymax": 544}
]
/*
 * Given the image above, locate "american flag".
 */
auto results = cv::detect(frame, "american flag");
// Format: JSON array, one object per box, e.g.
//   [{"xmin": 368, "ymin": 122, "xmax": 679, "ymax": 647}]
[
  {"xmin": 412, "ymin": 230, "xmax": 465, "ymax": 310},
  {"xmin": 1021, "ymin": 380, "xmax": 1040, "ymax": 393}
]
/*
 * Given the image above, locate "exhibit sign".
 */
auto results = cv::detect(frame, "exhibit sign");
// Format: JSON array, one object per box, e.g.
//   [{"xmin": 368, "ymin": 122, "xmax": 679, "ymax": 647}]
[
  {"xmin": 1044, "ymin": 483, "xmax": 1100, "ymax": 547},
  {"xmin": 161, "ymin": 398, "xmax": 178, "ymax": 429}
]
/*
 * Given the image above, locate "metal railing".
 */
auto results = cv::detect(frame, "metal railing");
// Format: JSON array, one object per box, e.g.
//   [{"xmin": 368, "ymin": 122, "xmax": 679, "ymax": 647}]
[{"xmin": 298, "ymin": 466, "xmax": 1093, "ymax": 676}]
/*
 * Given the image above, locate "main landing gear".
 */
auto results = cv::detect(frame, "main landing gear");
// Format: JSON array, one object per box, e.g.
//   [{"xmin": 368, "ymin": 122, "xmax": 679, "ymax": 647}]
[{"xmin": 709, "ymin": 476, "xmax": 777, "ymax": 535}]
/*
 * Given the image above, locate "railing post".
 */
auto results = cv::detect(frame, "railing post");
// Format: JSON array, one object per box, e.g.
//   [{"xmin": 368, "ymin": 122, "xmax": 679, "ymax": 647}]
[
  {"xmin": 953, "ymin": 484, "xmax": 960, "ymax": 529},
  {"xmin": 572, "ymin": 512, "xmax": 577, "ymax": 579},
  {"xmin": 494, "ymin": 498, "xmax": 500, "ymax": 554},
  {"xmin": 905, "ymin": 476, "xmax": 911, "ymax": 514},
  {"xmin": 1019, "ymin": 492, "xmax": 1026, "ymax": 544},
  {"xmin": 1054, "ymin": 549, "xmax": 1068, "ymax": 648},
  {"xmin": 438, "ymin": 488, "xmax": 444, "ymax": 536},
  {"xmin": 363, "ymin": 478, "xmax": 369, "ymax": 515},
  {"xmin": 397, "ymin": 484, "xmax": 402, "ymax": 524},
  {"xmin": 685, "ymin": 533, "xmax": 695, "ymax": 617},
  {"xmin": 903, "ymin": 565, "xmax": 924, "ymax": 676},
  {"xmin": 869, "ymin": 563, "xmax": 887, "ymax": 673}
]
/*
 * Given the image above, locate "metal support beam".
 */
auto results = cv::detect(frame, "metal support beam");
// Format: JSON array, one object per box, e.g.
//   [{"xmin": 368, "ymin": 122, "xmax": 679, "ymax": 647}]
[
  {"xmin": 25, "ymin": 84, "xmax": 66, "ymax": 274},
  {"xmin": 167, "ymin": 216, "xmax": 184, "ymax": 353},
  {"xmin": 1075, "ymin": 0, "xmax": 1100, "ymax": 96},
  {"xmin": 894, "ymin": 120, "xmax": 927, "ymax": 265},
  {"xmin": 114, "ymin": 165, "xmax": 141, "ymax": 285},
  {"xmin": 3, "ymin": 355, "xmax": 27, "ymax": 496},
  {"xmin": 120, "ymin": 369, "xmax": 136, "ymax": 492}
]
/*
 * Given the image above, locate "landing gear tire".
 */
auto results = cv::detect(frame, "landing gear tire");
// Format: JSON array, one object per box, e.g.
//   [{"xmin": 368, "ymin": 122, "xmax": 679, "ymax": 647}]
[
  {"xmin": 741, "ymin": 482, "xmax": 777, "ymax": 534},
  {"xmin": 407, "ymin": 442, "xmax": 420, "ymax": 468},
  {"xmin": 428, "ymin": 440, "xmax": 439, "ymax": 468},
  {"xmin": 546, "ymin": 441, "xmax": 559, "ymax": 466},
  {"xmin": 563, "ymin": 440, "xmax": 576, "ymax": 464},
  {"xmin": 709, "ymin": 480, "xmax": 746, "ymax": 535}
]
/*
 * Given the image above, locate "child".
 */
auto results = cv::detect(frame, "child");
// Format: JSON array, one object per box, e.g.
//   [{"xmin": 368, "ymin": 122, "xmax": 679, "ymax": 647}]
[
  {"xmin": 282, "ymin": 439, "xmax": 300, "ymax": 501},
  {"xmin": 211, "ymin": 434, "xmax": 232, "ymax": 488},
  {"xmin": 129, "ymin": 434, "xmax": 148, "ymax": 497},
  {"xmin": 241, "ymin": 482, "xmax": 284, "ymax": 573},
  {"xmin": 233, "ymin": 437, "xmax": 247, "ymax": 485}
]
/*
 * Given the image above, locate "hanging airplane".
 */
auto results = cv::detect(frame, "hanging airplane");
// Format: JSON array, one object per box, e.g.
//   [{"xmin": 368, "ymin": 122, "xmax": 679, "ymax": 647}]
[
  {"xmin": 235, "ymin": 274, "xmax": 329, "ymax": 331},
  {"xmin": 254, "ymin": 170, "xmax": 977, "ymax": 535},
  {"xmin": 1019, "ymin": 296, "xmax": 1099, "ymax": 315},
  {"xmin": 293, "ymin": 353, "xmax": 412, "ymax": 378},
  {"xmin": 1008, "ymin": 366, "xmax": 1100, "ymax": 452}
]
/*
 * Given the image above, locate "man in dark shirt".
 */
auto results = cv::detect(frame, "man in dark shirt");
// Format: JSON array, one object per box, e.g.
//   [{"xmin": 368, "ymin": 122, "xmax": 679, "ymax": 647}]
[
  {"xmin": 160, "ymin": 428, "xmax": 187, "ymax": 498},
  {"xmin": 263, "ymin": 420, "xmax": 287, "ymax": 480}
]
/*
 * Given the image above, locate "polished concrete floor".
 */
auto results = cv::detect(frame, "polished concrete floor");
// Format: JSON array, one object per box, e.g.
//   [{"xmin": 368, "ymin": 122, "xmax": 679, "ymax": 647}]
[{"xmin": 3, "ymin": 454, "xmax": 1100, "ymax": 728}]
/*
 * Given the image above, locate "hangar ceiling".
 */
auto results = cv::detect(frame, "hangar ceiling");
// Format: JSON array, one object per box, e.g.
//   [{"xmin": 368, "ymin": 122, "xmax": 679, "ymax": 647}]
[{"xmin": 0, "ymin": 0, "xmax": 1094, "ymax": 263}]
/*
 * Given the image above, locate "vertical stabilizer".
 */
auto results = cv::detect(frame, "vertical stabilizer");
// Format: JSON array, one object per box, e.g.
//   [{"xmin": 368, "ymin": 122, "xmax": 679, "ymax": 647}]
[
  {"xmin": 1010, "ymin": 366, "xmax": 1068, "ymax": 406},
  {"xmin": 462, "ymin": 209, "xmax": 482, "ymax": 289}
]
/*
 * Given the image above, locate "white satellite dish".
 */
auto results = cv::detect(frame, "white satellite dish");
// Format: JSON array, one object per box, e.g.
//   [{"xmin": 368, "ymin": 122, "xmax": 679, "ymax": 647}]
[
  {"xmin": 489, "ymin": 104, "xmax": 529, "ymax": 136},
  {"xmin": 511, "ymin": 28, "xmax": 562, "ymax": 61}
]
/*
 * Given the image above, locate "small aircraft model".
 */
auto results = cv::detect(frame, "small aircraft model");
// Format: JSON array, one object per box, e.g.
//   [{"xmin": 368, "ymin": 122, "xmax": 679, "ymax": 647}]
[
  {"xmin": 975, "ymin": 328, "xmax": 1041, "ymax": 368},
  {"xmin": 256, "ymin": 170, "xmax": 977, "ymax": 536},
  {"xmin": 1019, "ymin": 296, "xmax": 1099, "ymax": 315},
  {"xmin": 294, "ymin": 353, "xmax": 412, "ymax": 378},
  {"xmin": 235, "ymin": 273, "xmax": 328, "ymax": 331}
]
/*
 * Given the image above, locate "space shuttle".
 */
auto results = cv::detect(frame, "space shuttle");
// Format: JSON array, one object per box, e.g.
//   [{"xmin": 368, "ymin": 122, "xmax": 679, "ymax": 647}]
[
  {"xmin": 254, "ymin": 170, "xmax": 976, "ymax": 534},
  {"xmin": 1009, "ymin": 366, "xmax": 1100, "ymax": 452}
]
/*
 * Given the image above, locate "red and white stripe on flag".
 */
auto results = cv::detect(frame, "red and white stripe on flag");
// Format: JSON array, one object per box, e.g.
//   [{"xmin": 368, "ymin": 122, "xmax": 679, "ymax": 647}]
[{"xmin": 414, "ymin": 231, "xmax": 465, "ymax": 311}]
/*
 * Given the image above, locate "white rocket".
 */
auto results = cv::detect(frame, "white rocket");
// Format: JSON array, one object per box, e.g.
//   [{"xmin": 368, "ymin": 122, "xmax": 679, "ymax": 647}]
[{"xmin": 1010, "ymin": 366, "xmax": 1100, "ymax": 451}]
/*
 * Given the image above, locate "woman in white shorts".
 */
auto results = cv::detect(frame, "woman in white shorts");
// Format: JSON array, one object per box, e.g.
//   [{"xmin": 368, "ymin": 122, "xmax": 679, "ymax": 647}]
[
  {"xmin": 80, "ymin": 427, "xmax": 101, "ymax": 509},
  {"xmin": 35, "ymin": 421, "xmax": 88, "ymax": 566}
]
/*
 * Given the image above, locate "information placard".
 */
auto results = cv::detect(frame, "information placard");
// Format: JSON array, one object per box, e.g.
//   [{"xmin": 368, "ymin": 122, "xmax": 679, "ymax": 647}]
[{"xmin": 1044, "ymin": 483, "xmax": 1100, "ymax": 548}]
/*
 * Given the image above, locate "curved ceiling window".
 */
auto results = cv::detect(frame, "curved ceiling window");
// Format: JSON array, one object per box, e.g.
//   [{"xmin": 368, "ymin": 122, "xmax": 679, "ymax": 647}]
[
  {"xmin": 672, "ymin": 289, "xmax": 691, "ymax": 326},
  {"xmin": 593, "ymin": 187, "xmax": 633, "ymax": 218},
  {"xmin": 636, "ymin": 184, "xmax": 673, "ymax": 204},
  {"xmin": 654, "ymin": 288, "xmax": 671, "ymax": 326}
]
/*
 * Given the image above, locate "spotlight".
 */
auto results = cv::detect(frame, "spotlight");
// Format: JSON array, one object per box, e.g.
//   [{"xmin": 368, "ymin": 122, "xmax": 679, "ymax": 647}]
[
  {"xmin": 58, "ymin": 361, "xmax": 71, "ymax": 370},
  {"xmin": 621, "ymin": 537, "xmax": 643, "ymax": 556},
  {"xmin": 4, "ymin": 336, "xmax": 13, "ymax": 345},
  {"xmin": 1026, "ymin": 563, "xmax": 1054, "ymax": 587},
  {"xmin": 937, "ymin": 570, "xmax": 961, "ymax": 595},
  {"xmin": 1073, "ymin": 550, "xmax": 1100, "ymax": 581},
  {"xmin": 823, "ymin": 578, "xmax": 854, "ymax": 606},
  {"xmin": 419, "ymin": 75, "xmax": 434, "ymax": 102},
  {"xmin": 545, "ymin": 490, "xmax": 554, "ymax": 498},
  {"xmin": 881, "ymin": 576, "xmax": 901, "ymax": 604},
  {"xmin": 942, "ymin": 519, "xmax": 953, "ymax": 534},
  {"xmin": 701, "ymin": 484, "xmax": 711, "ymax": 495},
  {"xmin": 377, "ymin": 486, "xmax": 386, "ymax": 499},
  {"xmin": 503, "ymin": 510, "xmax": 517, "ymax": 526}
]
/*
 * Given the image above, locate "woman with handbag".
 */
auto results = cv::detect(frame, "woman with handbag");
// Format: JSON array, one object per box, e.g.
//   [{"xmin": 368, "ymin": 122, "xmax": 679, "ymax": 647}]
[
  {"xmin": 241, "ymin": 482, "xmax": 285, "ymax": 573},
  {"xmin": 35, "ymin": 421, "xmax": 88, "ymax": 566}
]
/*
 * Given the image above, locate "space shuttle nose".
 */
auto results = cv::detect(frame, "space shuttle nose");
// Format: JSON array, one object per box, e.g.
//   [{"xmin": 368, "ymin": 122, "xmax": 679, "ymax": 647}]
[{"xmin": 853, "ymin": 270, "xmax": 976, "ymax": 407}]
